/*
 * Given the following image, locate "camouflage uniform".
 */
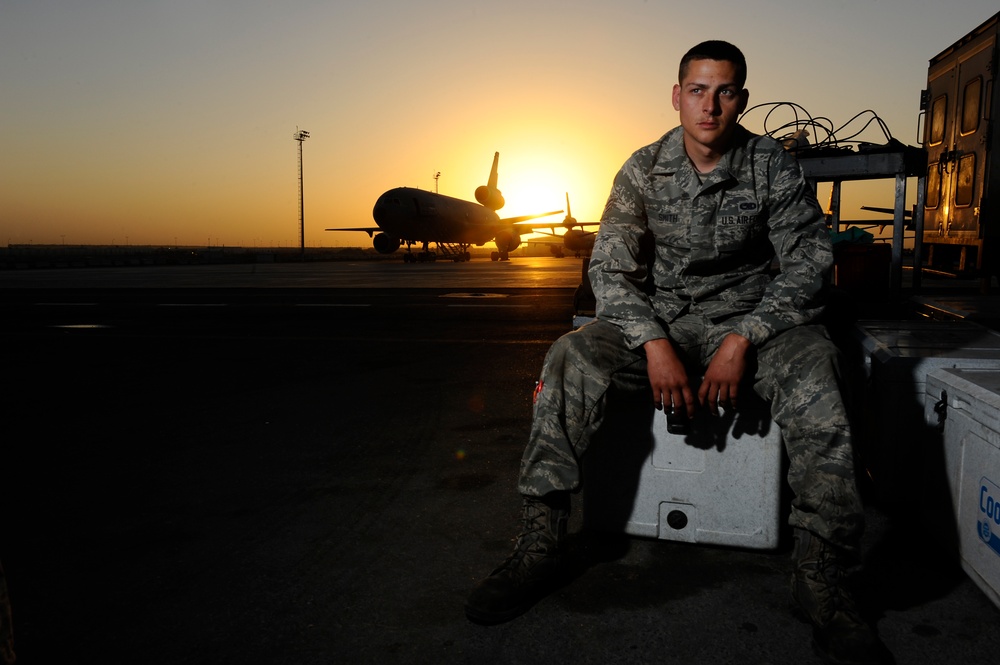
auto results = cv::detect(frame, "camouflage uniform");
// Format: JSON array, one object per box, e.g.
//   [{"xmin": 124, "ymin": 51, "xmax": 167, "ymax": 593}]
[{"xmin": 519, "ymin": 125, "xmax": 864, "ymax": 552}]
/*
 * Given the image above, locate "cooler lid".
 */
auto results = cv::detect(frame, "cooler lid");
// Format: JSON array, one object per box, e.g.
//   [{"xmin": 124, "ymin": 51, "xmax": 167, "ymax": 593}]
[
  {"xmin": 926, "ymin": 368, "xmax": 1000, "ymax": 439},
  {"xmin": 856, "ymin": 319, "xmax": 1000, "ymax": 363}
]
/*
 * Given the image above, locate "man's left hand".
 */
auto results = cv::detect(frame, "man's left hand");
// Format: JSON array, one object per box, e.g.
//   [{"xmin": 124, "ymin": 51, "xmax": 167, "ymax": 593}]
[{"xmin": 699, "ymin": 333, "xmax": 751, "ymax": 414}]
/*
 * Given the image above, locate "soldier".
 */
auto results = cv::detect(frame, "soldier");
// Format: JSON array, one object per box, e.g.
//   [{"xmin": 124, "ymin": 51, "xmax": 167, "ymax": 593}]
[{"xmin": 466, "ymin": 41, "xmax": 884, "ymax": 665}]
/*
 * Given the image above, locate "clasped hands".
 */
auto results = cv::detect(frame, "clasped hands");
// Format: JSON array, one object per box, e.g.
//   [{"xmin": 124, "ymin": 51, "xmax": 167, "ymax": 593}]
[{"xmin": 644, "ymin": 333, "xmax": 751, "ymax": 418}]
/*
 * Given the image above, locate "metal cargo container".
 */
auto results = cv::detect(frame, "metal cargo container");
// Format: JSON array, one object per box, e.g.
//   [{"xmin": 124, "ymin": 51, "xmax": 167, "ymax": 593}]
[{"xmin": 921, "ymin": 12, "xmax": 1000, "ymax": 283}]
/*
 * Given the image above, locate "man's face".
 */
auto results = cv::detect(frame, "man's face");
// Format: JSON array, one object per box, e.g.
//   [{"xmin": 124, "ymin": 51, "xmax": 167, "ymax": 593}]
[{"xmin": 672, "ymin": 58, "xmax": 748, "ymax": 157}]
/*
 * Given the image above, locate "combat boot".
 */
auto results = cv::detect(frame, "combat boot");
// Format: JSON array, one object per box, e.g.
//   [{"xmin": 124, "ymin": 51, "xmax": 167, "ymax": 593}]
[
  {"xmin": 465, "ymin": 493, "xmax": 569, "ymax": 624},
  {"xmin": 791, "ymin": 529, "xmax": 884, "ymax": 665}
]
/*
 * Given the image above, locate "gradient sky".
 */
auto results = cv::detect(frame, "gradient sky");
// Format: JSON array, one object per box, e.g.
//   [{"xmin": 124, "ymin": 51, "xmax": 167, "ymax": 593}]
[{"xmin": 2, "ymin": 1, "xmax": 998, "ymax": 248}]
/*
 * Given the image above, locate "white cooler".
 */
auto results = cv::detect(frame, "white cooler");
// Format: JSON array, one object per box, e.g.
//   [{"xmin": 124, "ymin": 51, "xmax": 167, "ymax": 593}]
[
  {"xmin": 925, "ymin": 367, "xmax": 1000, "ymax": 610},
  {"xmin": 852, "ymin": 319, "xmax": 1000, "ymax": 502},
  {"xmin": 583, "ymin": 394, "xmax": 783, "ymax": 550}
]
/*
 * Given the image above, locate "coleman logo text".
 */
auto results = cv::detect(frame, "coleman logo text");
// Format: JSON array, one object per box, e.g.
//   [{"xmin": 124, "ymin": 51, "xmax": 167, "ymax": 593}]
[
  {"xmin": 981, "ymin": 482, "xmax": 1000, "ymax": 526},
  {"xmin": 978, "ymin": 476, "xmax": 1000, "ymax": 558}
]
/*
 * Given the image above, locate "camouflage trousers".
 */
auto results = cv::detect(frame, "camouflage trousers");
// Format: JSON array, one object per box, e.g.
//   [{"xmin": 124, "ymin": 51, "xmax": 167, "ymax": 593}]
[{"xmin": 518, "ymin": 315, "xmax": 865, "ymax": 552}]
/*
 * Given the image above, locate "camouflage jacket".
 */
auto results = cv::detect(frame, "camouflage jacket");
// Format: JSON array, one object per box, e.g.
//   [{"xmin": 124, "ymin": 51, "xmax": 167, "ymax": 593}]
[{"xmin": 590, "ymin": 124, "xmax": 832, "ymax": 350}]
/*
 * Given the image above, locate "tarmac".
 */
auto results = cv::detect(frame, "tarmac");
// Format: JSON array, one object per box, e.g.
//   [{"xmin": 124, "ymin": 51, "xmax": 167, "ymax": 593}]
[{"xmin": 1, "ymin": 256, "xmax": 999, "ymax": 665}]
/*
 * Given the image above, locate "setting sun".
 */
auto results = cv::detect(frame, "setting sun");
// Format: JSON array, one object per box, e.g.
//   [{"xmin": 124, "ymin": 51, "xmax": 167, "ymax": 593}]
[{"xmin": 492, "ymin": 148, "xmax": 618, "ymax": 229}]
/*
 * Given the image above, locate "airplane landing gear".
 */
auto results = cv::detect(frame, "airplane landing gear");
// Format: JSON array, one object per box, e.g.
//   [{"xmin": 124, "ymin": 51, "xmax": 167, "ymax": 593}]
[{"xmin": 401, "ymin": 242, "xmax": 470, "ymax": 263}]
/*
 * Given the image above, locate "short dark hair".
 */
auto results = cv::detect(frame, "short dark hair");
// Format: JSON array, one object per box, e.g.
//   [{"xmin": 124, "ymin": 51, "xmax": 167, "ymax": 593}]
[{"xmin": 679, "ymin": 40, "xmax": 747, "ymax": 88}]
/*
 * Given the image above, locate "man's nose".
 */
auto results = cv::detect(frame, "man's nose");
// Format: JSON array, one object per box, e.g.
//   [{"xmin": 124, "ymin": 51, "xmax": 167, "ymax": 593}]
[{"xmin": 704, "ymin": 94, "xmax": 720, "ymax": 115}]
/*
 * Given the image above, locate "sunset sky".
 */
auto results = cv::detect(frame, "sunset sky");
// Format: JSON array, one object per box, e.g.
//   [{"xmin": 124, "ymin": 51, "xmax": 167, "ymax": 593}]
[{"xmin": 2, "ymin": 1, "xmax": 997, "ymax": 248}]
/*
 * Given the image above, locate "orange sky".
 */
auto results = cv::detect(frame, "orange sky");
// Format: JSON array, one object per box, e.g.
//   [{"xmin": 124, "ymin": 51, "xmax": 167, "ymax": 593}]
[{"xmin": 2, "ymin": 1, "xmax": 997, "ymax": 248}]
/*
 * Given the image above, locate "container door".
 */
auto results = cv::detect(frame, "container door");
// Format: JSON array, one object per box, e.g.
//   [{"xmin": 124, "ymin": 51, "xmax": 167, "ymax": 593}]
[{"xmin": 925, "ymin": 37, "xmax": 995, "ymax": 239}]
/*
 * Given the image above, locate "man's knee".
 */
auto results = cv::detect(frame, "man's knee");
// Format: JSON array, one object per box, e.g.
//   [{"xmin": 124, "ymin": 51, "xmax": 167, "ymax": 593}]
[
  {"xmin": 545, "ymin": 320, "xmax": 627, "ymax": 373},
  {"xmin": 757, "ymin": 325, "xmax": 842, "ymax": 381},
  {"xmin": 775, "ymin": 331, "xmax": 852, "ymax": 422},
  {"xmin": 756, "ymin": 326, "xmax": 847, "ymax": 416}
]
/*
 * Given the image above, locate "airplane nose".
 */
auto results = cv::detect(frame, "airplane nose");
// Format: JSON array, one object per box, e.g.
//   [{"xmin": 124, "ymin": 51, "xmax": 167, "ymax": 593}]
[{"xmin": 372, "ymin": 194, "xmax": 390, "ymax": 222}]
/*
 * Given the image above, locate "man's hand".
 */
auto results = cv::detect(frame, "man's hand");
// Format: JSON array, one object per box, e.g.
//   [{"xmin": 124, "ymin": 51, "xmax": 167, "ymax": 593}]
[
  {"xmin": 644, "ymin": 338, "xmax": 695, "ymax": 419},
  {"xmin": 699, "ymin": 333, "xmax": 751, "ymax": 414}
]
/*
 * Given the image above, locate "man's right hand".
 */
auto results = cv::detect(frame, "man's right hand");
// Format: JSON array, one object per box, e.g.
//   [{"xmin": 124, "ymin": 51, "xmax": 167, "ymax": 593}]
[{"xmin": 643, "ymin": 338, "xmax": 695, "ymax": 419}]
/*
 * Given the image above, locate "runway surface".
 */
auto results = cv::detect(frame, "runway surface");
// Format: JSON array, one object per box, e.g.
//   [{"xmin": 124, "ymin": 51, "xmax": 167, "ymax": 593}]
[
  {"xmin": 0, "ymin": 256, "xmax": 586, "ymax": 290},
  {"xmin": 1, "ymin": 257, "xmax": 998, "ymax": 665}
]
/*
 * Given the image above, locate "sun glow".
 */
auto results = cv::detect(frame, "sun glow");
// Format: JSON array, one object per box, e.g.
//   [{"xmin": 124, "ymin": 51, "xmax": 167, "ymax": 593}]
[
  {"xmin": 501, "ymin": 173, "xmax": 568, "ymax": 219},
  {"xmin": 494, "ymin": 150, "xmax": 614, "ymax": 230}
]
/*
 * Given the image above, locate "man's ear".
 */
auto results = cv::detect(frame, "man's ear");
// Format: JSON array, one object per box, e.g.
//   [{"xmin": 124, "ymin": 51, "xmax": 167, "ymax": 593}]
[
  {"xmin": 672, "ymin": 84, "xmax": 681, "ymax": 111},
  {"xmin": 737, "ymin": 89, "xmax": 749, "ymax": 115}
]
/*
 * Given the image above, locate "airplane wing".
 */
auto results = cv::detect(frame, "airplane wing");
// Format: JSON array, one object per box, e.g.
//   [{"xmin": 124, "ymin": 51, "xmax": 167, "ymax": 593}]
[
  {"xmin": 511, "ymin": 195, "xmax": 599, "ymax": 232},
  {"xmin": 520, "ymin": 221, "xmax": 601, "ymax": 229},
  {"xmin": 501, "ymin": 210, "xmax": 564, "ymax": 225},
  {"xmin": 521, "ymin": 234, "xmax": 566, "ymax": 245},
  {"xmin": 860, "ymin": 206, "xmax": 913, "ymax": 218},
  {"xmin": 524, "ymin": 225, "xmax": 599, "ymax": 257},
  {"xmin": 325, "ymin": 226, "xmax": 380, "ymax": 237}
]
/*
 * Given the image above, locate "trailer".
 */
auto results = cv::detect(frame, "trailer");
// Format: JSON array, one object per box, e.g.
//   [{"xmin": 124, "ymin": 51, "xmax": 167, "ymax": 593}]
[{"xmin": 921, "ymin": 12, "xmax": 1000, "ymax": 284}]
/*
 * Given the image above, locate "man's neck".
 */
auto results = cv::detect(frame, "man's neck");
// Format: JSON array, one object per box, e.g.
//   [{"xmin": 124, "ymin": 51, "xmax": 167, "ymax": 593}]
[
  {"xmin": 681, "ymin": 128, "xmax": 737, "ymax": 174},
  {"xmin": 683, "ymin": 139, "xmax": 724, "ymax": 174}
]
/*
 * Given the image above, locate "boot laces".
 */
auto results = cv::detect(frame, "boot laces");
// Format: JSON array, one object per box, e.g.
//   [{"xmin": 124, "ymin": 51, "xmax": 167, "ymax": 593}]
[{"xmin": 491, "ymin": 502, "xmax": 554, "ymax": 576}]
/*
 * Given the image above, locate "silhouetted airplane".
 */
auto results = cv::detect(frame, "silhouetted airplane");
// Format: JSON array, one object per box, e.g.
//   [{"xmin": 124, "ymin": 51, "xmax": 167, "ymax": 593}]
[
  {"xmin": 327, "ymin": 153, "xmax": 565, "ymax": 262},
  {"xmin": 523, "ymin": 193, "xmax": 599, "ymax": 258}
]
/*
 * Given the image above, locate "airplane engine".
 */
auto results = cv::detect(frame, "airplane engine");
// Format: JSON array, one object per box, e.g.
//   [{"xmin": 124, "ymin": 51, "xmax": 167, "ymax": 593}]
[
  {"xmin": 474, "ymin": 186, "xmax": 505, "ymax": 210},
  {"xmin": 493, "ymin": 230, "xmax": 521, "ymax": 253},
  {"xmin": 373, "ymin": 233, "xmax": 401, "ymax": 254},
  {"xmin": 563, "ymin": 229, "xmax": 595, "ymax": 254}
]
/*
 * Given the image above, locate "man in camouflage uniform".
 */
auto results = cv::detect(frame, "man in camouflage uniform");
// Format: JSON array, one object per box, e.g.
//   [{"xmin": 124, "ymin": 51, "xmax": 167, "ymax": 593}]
[{"xmin": 466, "ymin": 41, "xmax": 883, "ymax": 664}]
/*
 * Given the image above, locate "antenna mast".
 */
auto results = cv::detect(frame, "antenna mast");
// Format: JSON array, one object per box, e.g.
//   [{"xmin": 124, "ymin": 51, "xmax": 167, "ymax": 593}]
[{"xmin": 294, "ymin": 129, "xmax": 310, "ymax": 253}]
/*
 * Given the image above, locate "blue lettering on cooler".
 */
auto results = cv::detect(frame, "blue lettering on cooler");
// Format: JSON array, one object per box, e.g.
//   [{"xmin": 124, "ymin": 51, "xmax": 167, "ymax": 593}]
[{"xmin": 978, "ymin": 476, "xmax": 1000, "ymax": 558}]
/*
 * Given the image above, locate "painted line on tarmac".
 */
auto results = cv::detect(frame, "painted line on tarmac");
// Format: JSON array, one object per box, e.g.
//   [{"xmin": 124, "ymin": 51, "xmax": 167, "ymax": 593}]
[
  {"xmin": 439, "ymin": 292, "xmax": 509, "ymax": 299},
  {"xmin": 36, "ymin": 302, "xmax": 99, "ymax": 306},
  {"xmin": 49, "ymin": 324, "xmax": 112, "ymax": 329},
  {"xmin": 446, "ymin": 304, "xmax": 532, "ymax": 308},
  {"xmin": 439, "ymin": 292, "xmax": 531, "ymax": 307}
]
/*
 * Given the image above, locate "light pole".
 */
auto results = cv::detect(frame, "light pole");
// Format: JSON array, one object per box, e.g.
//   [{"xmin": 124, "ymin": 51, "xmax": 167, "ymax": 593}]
[
  {"xmin": 294, "ymin": 129, "xmax": 310, "ymax": 253},
  {"xmin": 434, "ymin": 171, "xmax": 441, "ymax": 193}
]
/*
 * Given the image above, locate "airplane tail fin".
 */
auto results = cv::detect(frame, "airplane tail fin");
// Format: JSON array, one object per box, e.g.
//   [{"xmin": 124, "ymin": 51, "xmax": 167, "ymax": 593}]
[
  {"xmin": 563, "ymin": 192, "xmax": 577, "ymax": 226},
  {"xmin": 488, "ymin": 152, "xmax": 499, "ymax": 191},
  {"xmin": 475, "ymin": 152, "xmax": 505, "ymax": 210}
]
